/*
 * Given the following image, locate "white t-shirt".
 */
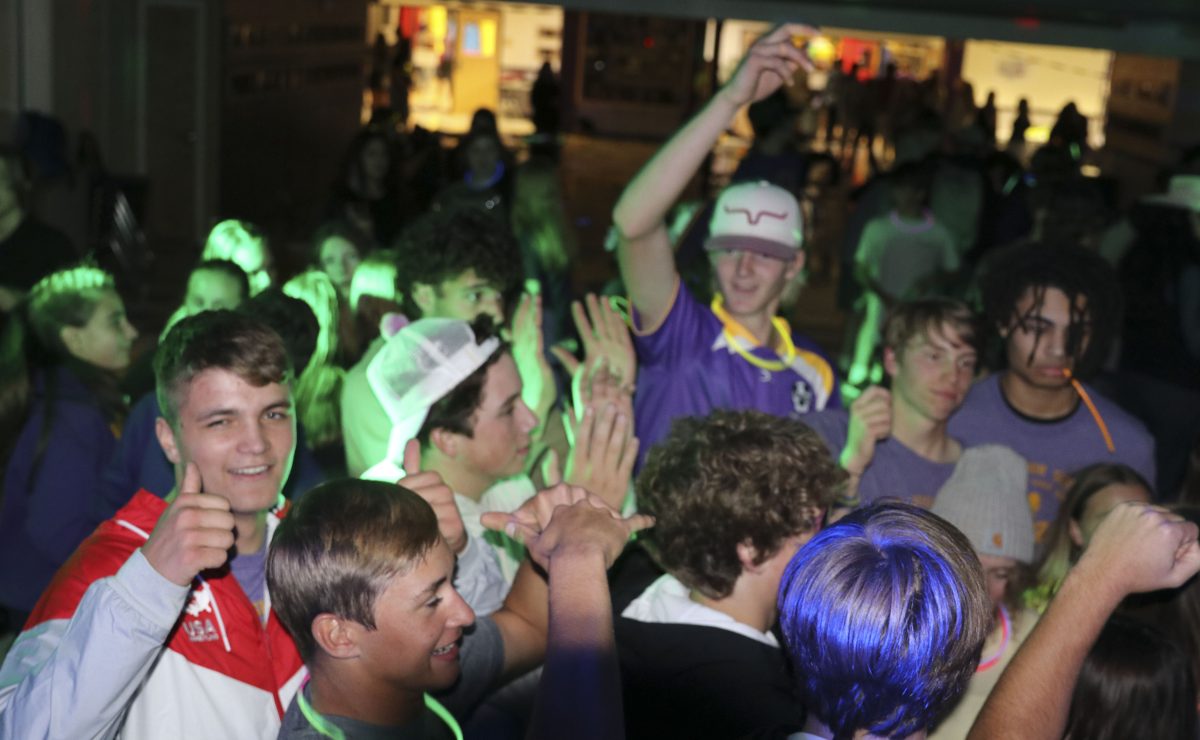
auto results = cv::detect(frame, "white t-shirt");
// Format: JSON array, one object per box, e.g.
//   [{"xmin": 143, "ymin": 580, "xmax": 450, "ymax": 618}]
[
  {"xmin": 856, "ymin": 210, "xmax": 958, "ymax": 300},
  {"xmin": 621, "ymin": 573, "xmax": 778, "ymax": 647}
]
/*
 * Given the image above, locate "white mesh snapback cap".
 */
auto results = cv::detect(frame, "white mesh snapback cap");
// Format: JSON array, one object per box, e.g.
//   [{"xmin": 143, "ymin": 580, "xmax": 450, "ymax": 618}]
[
  {"xmin": 363, "ymin": 318, "xmax": 500, "ymax": 481},
  {"xmin": 704, "ymin": 180, "xmax": 804, "ymax": 260}
]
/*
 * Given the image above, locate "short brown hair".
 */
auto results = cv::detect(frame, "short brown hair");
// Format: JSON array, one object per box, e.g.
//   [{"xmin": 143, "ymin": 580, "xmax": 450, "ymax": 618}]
[
  {"xmin": 637, "ymin": 410, "xmax": 846, "ymax": 599},
  {"xmin": 154, "ymin": 310, "xmax": 292, "ymax": 424},
  {"xmin": 267, "ymin": 478, "xmax": 441, "ymax": 661},
  {"xmin": 882, "ymin": 297, "xmax": 979, "ymax": 357}
]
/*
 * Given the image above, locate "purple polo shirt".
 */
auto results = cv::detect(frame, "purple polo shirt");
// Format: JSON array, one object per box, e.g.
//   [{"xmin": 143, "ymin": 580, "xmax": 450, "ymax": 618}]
[
  {"xmin": 947, "ymin": 374, "xmax": 1156, "ymax": 543},
  {"xmin": 803, "ymin": 409, "xmax": 956, "ymax": 508},
  {"xmin": 632, "ymin": 283, "xmax": 839, "ymax": 467}
]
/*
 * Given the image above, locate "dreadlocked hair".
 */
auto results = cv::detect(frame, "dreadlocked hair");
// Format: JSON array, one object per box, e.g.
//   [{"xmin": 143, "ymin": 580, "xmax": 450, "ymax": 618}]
[{"xmin": 979, "ymin": 240, "xmax": 1121, "ymax": 380}]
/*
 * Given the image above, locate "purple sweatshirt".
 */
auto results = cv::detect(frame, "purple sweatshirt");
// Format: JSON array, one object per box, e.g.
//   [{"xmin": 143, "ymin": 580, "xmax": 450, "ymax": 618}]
[
  {"xmin": 947, "ymin": 374, "xmax": 1156, "ymax": 542},
  {"xmin": 633, "ymin": 283, "xmax": 839, "ymax": 467}
]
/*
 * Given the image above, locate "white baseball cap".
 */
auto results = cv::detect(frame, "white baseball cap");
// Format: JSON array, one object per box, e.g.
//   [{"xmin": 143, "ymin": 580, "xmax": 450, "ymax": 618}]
[
  {"xmin": 363, "ymin": 318, "xmax": 500, "ymax": 480},
  {"xmin": 704, "ymin": 180, "xmax": 804, "ymax": 260}
]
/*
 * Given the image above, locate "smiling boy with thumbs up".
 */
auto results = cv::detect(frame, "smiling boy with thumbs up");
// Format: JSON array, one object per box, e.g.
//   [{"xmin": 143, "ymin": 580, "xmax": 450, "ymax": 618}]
[{"xmin": 0, "ymin": 310, "xmax": 307, "ymax": 739}]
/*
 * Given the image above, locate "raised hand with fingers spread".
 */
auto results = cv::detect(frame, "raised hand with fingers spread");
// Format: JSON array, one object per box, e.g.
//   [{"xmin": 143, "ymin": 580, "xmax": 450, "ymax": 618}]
[
  {"xmin": 550, "ymin": 293, "xmax": 639, "ymax": 507},
  {"xmin": 141, "ymin": 463, "xmax": 237, "ymax": 586},
  {"xmin": 508, "ymin": 289, "xmax": 555, "ymax": 428},
  {"xmin": 552, "ymin": 294, "xmax": 637, "ymax": 396},
  {"xmin": 562, "ymin": 401, "xmax": 639, "ymax": 512}
]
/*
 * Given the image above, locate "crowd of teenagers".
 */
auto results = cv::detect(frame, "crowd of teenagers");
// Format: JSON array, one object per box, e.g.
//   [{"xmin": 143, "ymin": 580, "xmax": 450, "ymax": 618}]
[{"xmin": 2, "ymin": 22, "xmax": 1200, "ymax": 740}]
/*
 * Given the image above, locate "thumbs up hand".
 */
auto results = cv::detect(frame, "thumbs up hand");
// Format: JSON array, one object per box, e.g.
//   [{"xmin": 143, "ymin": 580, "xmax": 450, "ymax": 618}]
[
  {"xmin": 141, "ymin": 463, "xmax": 236, "ymax": 586},
  {"xmin": 398, "ymin": 438, "xmax": 467, "ymax": 554}
]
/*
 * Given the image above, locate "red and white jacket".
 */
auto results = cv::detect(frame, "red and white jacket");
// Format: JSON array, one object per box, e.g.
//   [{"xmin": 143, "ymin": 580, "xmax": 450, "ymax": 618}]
[{"xmin": 0, "ymin": 490, "xmax": 305, "ymax": 739}]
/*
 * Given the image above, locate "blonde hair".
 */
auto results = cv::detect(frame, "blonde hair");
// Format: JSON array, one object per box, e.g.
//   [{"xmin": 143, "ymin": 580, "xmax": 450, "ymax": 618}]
[
  {"xmin": 201, "ymin": 219, "xmax": 269, "ymax": 293},
  {"xmin": 26, "ymin": 266, "xmax": 115, "ymax": 357},
  {"xmin": 349, "ymin": 249, "xmax": 398, "ymax": 315},
  {"xmin": 882, "ymin": 297, "xmax": 979, "ymax": 357},
  {"xmin": 202, "ymin": 219, "xmax": 263, "ymax": 261},
  {"xmin": 511, "ymin": 159, "xmax": 576, "ymax": 274},
  {"xmin": 283, "ymin": 271, "xmax": 344, "ymax": 447},
  {"xmin": 1025, "ymin": 463, "xmax": 1152, "ymax": 613}
]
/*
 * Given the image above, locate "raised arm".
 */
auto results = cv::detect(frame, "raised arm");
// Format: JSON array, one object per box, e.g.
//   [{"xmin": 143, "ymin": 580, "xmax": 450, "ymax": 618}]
[
  {"xmin": 613, "ymin": 24, "xmax": 811, "ymax": 327},
  {"xmin": 524, "ymin": 499, "xmax": 650, "ymax": 740},
  {"xmin": 967, "ymin": 502, "xmax": 1200, "ymax": 740},
  {"xmin": 832, "ymin": 386, "xmax": 891, "ymax": 513},
  {"xmin": 509, "ymin": 290, "xmax": 556, "ymax": 432},
  {"xmin": 0, "ymin": 464, "xmax": 235, "ymax": 739}
]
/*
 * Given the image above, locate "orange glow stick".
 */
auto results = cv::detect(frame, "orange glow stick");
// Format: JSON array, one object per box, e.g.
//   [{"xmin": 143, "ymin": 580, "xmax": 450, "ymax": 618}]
[{"xmin": 1063, "ymin": 368, "xmax": 1115, "ymax": 453}]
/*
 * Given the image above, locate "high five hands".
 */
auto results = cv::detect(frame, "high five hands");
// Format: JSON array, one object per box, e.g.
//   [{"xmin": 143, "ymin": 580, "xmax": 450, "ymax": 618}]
[
  {"xmin": 481, "ymin": 483, "xmax": 654, "ymax": 572},
  {"xmin": 550, "ymin": 294, "xmax": 640, "ymax": 511}
]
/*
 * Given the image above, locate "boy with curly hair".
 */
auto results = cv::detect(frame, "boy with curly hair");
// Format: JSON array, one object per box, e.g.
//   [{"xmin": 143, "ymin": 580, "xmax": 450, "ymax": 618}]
[{"xmin": 616, "ymin": 410, "xmax": 843, "ymax": 739}]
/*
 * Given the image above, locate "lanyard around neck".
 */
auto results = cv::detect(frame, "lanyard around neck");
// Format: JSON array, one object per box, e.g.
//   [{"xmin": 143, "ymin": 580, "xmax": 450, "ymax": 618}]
[
  {"xmin": 296, "ymin": 680, "xmax": 463, "ymax": 740},
  {"xmin": 710, "ymin": 295, "xmax": 796, "ymax": 372},
  {"xmin": 977, "ymin": 604, "xmax": 1011, "ymax": 673}
]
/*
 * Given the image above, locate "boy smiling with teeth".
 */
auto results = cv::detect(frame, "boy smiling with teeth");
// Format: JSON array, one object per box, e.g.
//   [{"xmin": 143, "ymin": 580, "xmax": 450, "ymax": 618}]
[{"xmin": 268, "ymin": 478, "xmax": 652, "ymax": 740}]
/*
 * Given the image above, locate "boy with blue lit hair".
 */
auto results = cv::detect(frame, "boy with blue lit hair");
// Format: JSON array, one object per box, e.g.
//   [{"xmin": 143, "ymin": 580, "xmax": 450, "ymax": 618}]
[{"xmin": 777, "ymin": 503, "xmax": 991, "ymax": 739}]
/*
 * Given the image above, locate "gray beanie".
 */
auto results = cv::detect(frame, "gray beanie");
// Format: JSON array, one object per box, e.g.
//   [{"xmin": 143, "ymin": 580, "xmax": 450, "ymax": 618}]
[{"xmin": 932, "ymin": 445, "xmax": 1034, "ymax": 564}]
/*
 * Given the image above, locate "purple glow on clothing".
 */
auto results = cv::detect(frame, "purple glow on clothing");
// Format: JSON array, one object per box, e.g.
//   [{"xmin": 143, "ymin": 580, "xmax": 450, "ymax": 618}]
[
  {"xmin": 632, "ymin": 286, "xmax": 838, "ymax": 467},
  {"xmin": 947, "ymin": 375, "xmax": 1156, "ymax": 543}
]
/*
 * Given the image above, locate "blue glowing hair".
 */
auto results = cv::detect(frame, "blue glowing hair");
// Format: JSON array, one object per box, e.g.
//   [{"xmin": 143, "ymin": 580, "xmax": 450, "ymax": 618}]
[{"xmin": 778, "ymin": 503, "xmax": 990, "ymax": 740}]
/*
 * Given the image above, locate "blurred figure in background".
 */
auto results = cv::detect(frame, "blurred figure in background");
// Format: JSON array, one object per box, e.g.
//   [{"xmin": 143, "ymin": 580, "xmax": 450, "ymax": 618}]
[
  {"xmin": 311, "ymin": 220, "xmax": 369, "ymax": 366},
  {"xmin": 327, "ymin": 128, "xmax": 402, "ymax": 247},
  {"xmin": 283, "ymin": 270, "xmax": 347, "ymax": 477},
  {"xmin": 0, "ymin": 147, "xmax": 77, "ymax": 313},
  {"xmin": 200, "ymin": 219, "xmax": 275, "ymax": 296},
  {"xmin": 512, "ymin": 158, "xmax": 576, "ymax": 349},
  {"xmin": 0, "ymin": 266, "xmax": 136, "ymax": 630}
]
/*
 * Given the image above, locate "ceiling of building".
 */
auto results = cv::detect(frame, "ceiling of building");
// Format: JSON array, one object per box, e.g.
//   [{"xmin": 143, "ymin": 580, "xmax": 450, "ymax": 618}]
[{"xmin": 524, "ymin": 0, "xmax": 1200, "ymax": 58}]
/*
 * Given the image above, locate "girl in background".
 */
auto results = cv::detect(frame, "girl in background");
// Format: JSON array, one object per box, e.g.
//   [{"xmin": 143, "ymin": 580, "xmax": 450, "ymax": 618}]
[
  {"xmin": 327, "ymin": 129, "xmax": 400, "ymax": 247},
  {"xmin": 0, "ymin": 266, "xmax": 137, "ymax": 627},
  {"xmin": 283, "ymin": 271, "xmax": 346, "ymax": 478},
  {"xmin": 1025, "ymin": 463, "xmax": 1153, "ymax": 613},
  {"xmin": 312, "ymin": 221, "xmax": 367, "ymax": 365},
  {"xmin": 200, "ymin": 219, "xmax": 274, "ymax": 296}
]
